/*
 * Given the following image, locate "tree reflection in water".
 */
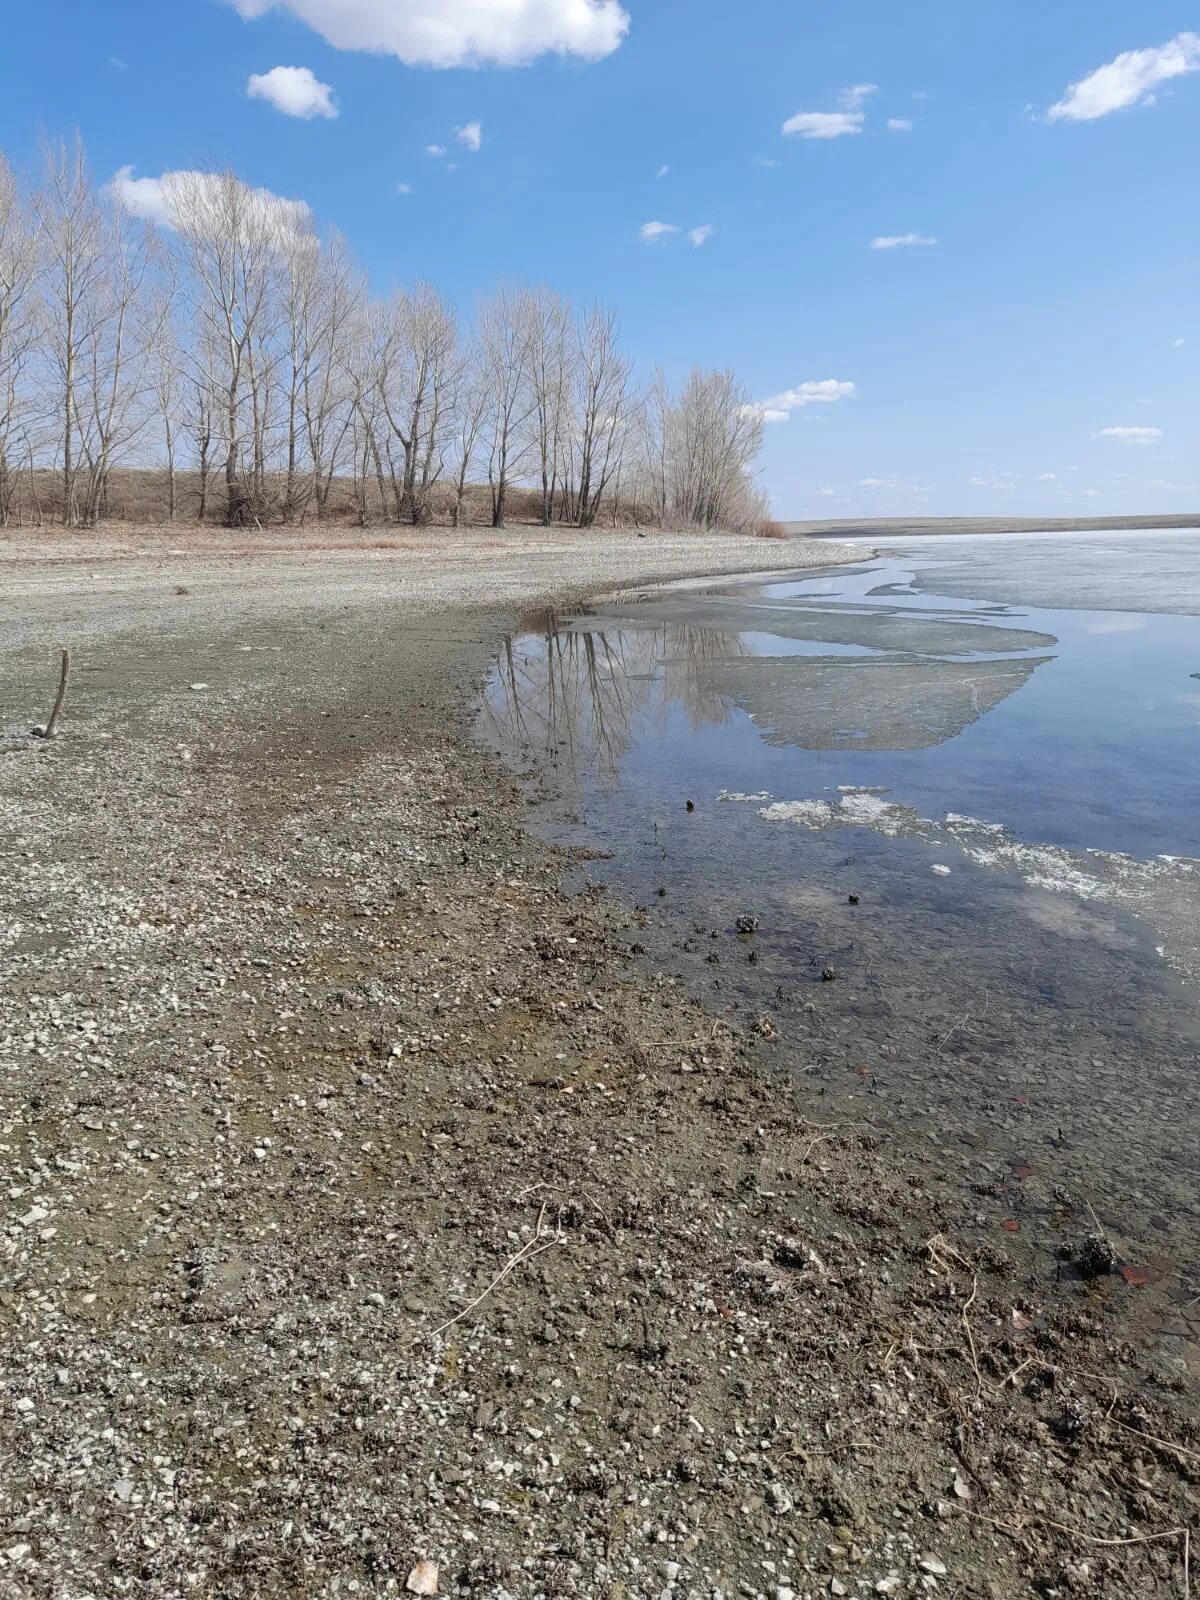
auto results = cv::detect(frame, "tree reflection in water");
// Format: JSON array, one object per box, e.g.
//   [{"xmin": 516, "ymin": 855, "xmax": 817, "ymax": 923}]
[{"xmin": 484, "ymin": 615, "xmax": 748, "ymax": 786}]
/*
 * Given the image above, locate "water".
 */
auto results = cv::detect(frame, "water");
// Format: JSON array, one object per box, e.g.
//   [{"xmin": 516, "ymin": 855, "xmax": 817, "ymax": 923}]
[{"xmin": 482, "ymin": 531, "xmax": 1200, "ymax": 1368}]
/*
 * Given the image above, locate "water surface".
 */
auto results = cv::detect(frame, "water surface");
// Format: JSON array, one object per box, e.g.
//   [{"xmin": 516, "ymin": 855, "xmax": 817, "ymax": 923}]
[{"xmin": 482, "ymin": 531, "xmax": 1200, "ymax": 1370}]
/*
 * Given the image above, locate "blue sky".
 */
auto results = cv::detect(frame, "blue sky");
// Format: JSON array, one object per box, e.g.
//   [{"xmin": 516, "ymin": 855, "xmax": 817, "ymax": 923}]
[{"xmin": 2, "ymin": 1, "xmax": 1197, "ymax": 518}]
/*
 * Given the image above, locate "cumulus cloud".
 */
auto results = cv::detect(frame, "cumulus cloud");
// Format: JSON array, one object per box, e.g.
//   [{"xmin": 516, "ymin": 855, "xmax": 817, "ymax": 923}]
[
  {"xmin": 1038, "ymin": 472, "xmax": 1059, "ymax": 482},
  {"xmin": 425, "ymin": 143, "xmax": 447, "ymax": 157},
  {"xmin": 870, "ymin": 232, "xmax": 937, "ymax": 250},
  {"xmin": 109, "ymin": 166, "xmax": 312, "ymax": 238},
  {"xmin": 639, "ymin": 220, "xmax": 679, "ymax": 241},
  {"xmin": 747, "ymin": 380, "xmax": 856, "ymax": 422},
  {"xmin": 860, "ymin": 476, "xmax": 899, "ymax": 489},
  {"xmin": 247, "ymin": 64, "xmax": 337, "ymax": 118},
  {"xmin": 456, "ymin": 121, "xmax": 482, "ymax": 151},
  {"xmin": 223, "ymin": 0, "xmax": 629, "ymax": 69},
  {"xmin": 784, "ymin": 83, "xmax": 876, "ymax": 139},
  {"xmin": 688, "ymin": 224, "xmax": 713, "ymax": 247},
  {"xmin": 396, "ymin": 182, "xmax": 414, "ymax": 195},
  {"xmin": 1047, "ymin": 32, "xmax": 1200, "ymax": 122},
  {"xmin": 782, "ymin": 111, "xmax": 863, "ymax": 139},
  {"xmin": 1096, "ymin": 425, "xmax": 1163, "ymax": 444},
  {"xmin": 887, "ymin": 117, "xmax": 913, "ymax": 131},
  {"xmin": 817, "ymin": 485, "xmax": 836, "ymax": 496},
  {"xmin": 1173, "ymin": 337, "xmax": 1186, "ymax": 347}
]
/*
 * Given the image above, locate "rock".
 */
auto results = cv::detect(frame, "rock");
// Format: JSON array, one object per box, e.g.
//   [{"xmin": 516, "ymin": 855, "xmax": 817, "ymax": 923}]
[
  {"xmin": 406, "ymin": 1560, "xmax": 439, "ymax": 1595},
  {"xmin": 1075, "ymin": 1232, "xmax": 1116, "ymax": 1279},
  {"xmin": 919, "ymin": 1556, "xmax": 948, "ymax": 1576},
  {"xmin": 4, "ymin": 1544, "xmax": 31, "ymax": 1565}
]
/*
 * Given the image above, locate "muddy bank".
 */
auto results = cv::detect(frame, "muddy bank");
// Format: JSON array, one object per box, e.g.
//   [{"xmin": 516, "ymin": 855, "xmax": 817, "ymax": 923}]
[{"xmin": 1, "ymin": 537, "xmax": 1197, "ymax": 1600}]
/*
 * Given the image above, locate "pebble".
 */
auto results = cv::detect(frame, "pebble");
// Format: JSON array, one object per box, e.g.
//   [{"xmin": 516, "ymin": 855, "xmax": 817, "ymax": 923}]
[{"xmin": 919, "ymin": 1556, "xmax": 948, "ymax": 1576}]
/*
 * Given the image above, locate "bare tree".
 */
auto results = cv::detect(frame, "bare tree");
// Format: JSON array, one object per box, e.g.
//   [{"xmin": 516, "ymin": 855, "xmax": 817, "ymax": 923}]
[
  {"xmin": 479, "ymin": 287, "xmax": 536, "ymax": 529},
  {"xmin": 75, "ymin": 205, "xmax": 158, "ymax": 526},
  {"xmin": 374, "ymin": 283, "xmax": 458, "ymax": 525},
  {"xmin": 569, "ymin": 304, "xmax": 635, "ymax": 528},
  {"xmin": 33, "ymin": 136, "xmax": 111, "ymax": 526},
  {"xmin": 145, "ymin": 270, "xmax": 184, "ymax": 522},
  {"xmin": 448, "ymin": 353, "xmax": 488, "ymax": 528},
  {"xmin": 298, "ymin": 230, "xmax": 361, "ymax": 521},
  {"xmin": 525, "ymin": 287, "xmax": 573, "ymax": 524},
  {"xmin": 169, "ymin": 168, "xmax": 295, "ymax": 526},
  {"xmin": 0, "ymin": 154, "xmax": 38, "ymax": 524}
]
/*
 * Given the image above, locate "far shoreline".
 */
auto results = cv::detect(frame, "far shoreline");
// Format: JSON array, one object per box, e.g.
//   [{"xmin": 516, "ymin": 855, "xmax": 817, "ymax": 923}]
[{"xmin": 786, "ymin": 512, "xmax": 1200, "ymax": 539}]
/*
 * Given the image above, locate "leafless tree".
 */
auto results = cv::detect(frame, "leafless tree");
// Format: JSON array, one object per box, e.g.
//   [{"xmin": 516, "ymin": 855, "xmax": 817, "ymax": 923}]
[
  {"xmin": 479, "ymin": 286, "xmax": 536, "ymax": 528},
  {"xmin": 448, "ymin": 353, "xmax": 488, "ymax": 527},
  {"xmin": 3, "ymin": 143, "xmax": 774, "ymax": 532},
  {"xmin": 373, "ymin": 283, "xmax": 458, "ymax": 525},
  {"xmin": 169, "ymin": 168, "xmax": 296, "ymax": 526},
  {"xmin": 525, "ymin": 287, "xmax": 573, "ymax": 524},
  {"xmin": 568, "ymin": 304, "xmax": 636, "ymax": 528},
  {"xmin": 33, "ymin": 136, "xmax": 111, "ymax": 526},
  {"xmin": 0, "ymin": 154, "xmax": 38, "ymax": 524},
  {"xmin": 298, "ymin": 230, "xmax": 361, "ymax": 521}
]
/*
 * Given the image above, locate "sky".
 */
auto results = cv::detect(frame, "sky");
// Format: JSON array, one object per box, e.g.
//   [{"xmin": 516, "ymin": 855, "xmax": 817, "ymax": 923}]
[{"xmin": 0, "ymin": 0, "xmax": 1197, "ymax": 520}]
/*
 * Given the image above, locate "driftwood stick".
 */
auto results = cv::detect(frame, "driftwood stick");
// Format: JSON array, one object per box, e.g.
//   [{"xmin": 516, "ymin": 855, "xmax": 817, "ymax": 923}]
[{"xmin": 37, "ymin": 648, "xmax": 71, "ymax": 739}]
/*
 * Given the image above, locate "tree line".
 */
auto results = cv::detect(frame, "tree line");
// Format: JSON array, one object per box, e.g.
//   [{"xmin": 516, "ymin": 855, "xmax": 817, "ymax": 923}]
[{"xmin": 0, "ymin": 138, "xmax": 773, "ymax": 533}]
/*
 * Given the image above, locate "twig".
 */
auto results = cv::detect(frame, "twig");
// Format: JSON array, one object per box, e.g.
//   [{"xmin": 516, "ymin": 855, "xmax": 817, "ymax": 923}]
[
  {"xmin": 427, "ymin": 1203, "xmax": 563, "ymax": 1339},
  {"xmin": 34, "ymin": 648, "xmax": 71, "ymax": 740},
  {"xmin": 961, "ymin": 1273, "xmax": 983, "ymax": 1397},
  {"xmin": 962, "ymin": 1509, "xmax": 1190, "ymax": 1598}
]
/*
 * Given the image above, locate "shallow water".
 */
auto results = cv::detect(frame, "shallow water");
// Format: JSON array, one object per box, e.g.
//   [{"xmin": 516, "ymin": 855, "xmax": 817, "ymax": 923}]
[{"xmin": 482, "ymin": 530, "xmax": 1200, "ymax": 1366}]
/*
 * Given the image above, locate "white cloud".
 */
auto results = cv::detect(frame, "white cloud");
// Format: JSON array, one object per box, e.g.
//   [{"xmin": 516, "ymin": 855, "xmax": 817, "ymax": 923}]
[
  {"xmin": 426, "ymin": 143, "xmax": 447, "ymax": 157},
  {"xmin": 247, "ymin": 64, "xmax": 337, "ymax": 118},
  {"xmin": 817, "ymin": 485, "xmax": 836, "ymax": 496},
  {"xmin": 688, "ymin": 224, "xmax": 713, "ymax": 247},
  {"xmin": 1047, "ymin": 32, "xmax": 1200, "ymax": 122},
  {"xmin": 748, "ymin": 380, "xmax": 856, "ymax": 422},
  {"xmin": 860, "ymin": 476, "xmax": 899, "ymax": 489},
  {"xmin": 840, "ymin": 83, "xmax": 877, "ymax": 109},
  {"xmin": 871, "ymin": 232, "xmax": 937, "ymax": 250},
  {"xmin": 640, "ymin": 220, "xmax": 679, "ymax": 241},
  {"xmin": 1038, "ymin": 471, "xmax": 1059, "ymax": 482},
  {"xmin": 887, "ymin": 117, "xmax": 913, "ymax": 132},
  {"xmin": 754, "ymin": 154, "xmax": 781, "ymax": 168},
  {"xmin": 456, "ymin": 121, "xmax": 482, "ymax": 151},
  {"xmin": 1173, "ymin": 337, "xmax": 1186, "ymax": 347},
  {"xmin": 109, "ymin": 166, "xmax": 312, "ymax": 239},
  {"xmin": 396, "ymin": 182, "xmax": 414, "ymax": 195},
  {"xmin": 782, "ymin": 111, "xmax": 863, "ymax": 140},
  {"xmin": 224, "ymin": 0, "xmax": 629, "ymax": 69},
  {"xmin": 656, "ymin": 163, "xmax": 669, "ymax": 178},
  {"xmin": 784, "ymin": 84, "xmax": 876, "ymax": 138},
  {"xmin": 1096, "ymin": 425, "xmax": 1163, "ymax": 444}
]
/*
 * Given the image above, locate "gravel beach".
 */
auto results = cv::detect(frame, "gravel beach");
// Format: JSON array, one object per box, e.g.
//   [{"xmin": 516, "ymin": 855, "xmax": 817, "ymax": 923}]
[{"xmin": 1, "ymin": 527, "xmax": 1196, "ymax": 1600}]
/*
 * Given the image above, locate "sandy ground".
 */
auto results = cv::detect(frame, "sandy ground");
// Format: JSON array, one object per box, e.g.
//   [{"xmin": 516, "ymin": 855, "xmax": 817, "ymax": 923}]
[
  {"xmin": 0, "ymin": 525, "xmax": 836, "ymax": 650},
  {"xmin": 1, "ymin": 526, "xmax": 1197, "ymax": 1600}
]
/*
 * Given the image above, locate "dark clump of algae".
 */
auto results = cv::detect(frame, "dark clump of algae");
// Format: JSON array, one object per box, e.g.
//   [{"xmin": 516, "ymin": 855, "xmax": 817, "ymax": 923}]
[{"xmin": 480, "ymin": 541, "xmax": 1200, "ymax": 1385}]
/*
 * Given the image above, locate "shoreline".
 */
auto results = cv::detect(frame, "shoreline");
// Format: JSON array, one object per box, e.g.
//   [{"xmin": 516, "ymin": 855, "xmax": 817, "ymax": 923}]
[
  {"xmin": 1, "ymin": 531, "xmax": 1196, "ymax": 1599},
  {"xmin": 786, "ymin": 515, "xmax": 1200, "ymax": 540}
]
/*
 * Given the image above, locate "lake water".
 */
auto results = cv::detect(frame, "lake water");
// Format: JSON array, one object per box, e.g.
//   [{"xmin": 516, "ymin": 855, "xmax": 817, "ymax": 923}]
[{"xmin": 482, "ymin": 531, "xmax": 1200, "ymax": 1372}]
